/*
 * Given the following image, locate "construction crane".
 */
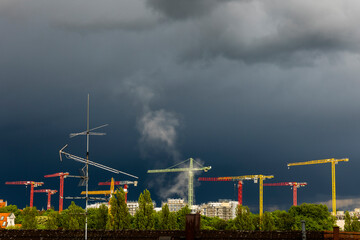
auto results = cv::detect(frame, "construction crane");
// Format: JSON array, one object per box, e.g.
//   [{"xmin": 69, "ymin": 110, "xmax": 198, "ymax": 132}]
[
  {"xmin": 80, "ymin": 178, "xmax": 137, "ymax": 202},
  {"xmin": 287, "ymin": 158, "xmax": 349, "ymax": 216},
  {"xmin": 263, "ymin": 182, "xmax": 307, "ymax": 206},
  {"xmin": 98, "ymin": 179, "xmax": 138, "ymax": 203},
  {"xmin": 147, "ymin": 158, "xmax": 211, "ymax": 207},
  {"xmin": 34, "ymin": 189, "xmax": 58, "ymax": 210},
  {"xmin": 44, "ymin": 172, "xmax": 83, "ymax": 212},
  {"xmin": 5, "ymin": 181, "xmax": 44, "ymax": 208},
  {"xmin": 215, "ymin": 175, "xmax": 274, "ymax": 218},
  {"xmin": 198, "ymin": 176, "xmax": 256, "ymax": 205}
]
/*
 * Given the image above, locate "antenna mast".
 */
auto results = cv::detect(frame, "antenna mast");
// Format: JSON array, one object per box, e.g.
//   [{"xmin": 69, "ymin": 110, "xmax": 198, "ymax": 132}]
[{"xmin": 60, "ymin": 94, "xmax": 138, "ymax": 240}]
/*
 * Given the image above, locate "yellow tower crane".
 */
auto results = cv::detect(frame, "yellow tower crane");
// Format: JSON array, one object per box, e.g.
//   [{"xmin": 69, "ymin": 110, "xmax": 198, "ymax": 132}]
[
  {"xmin": 287, "ymin": 158, "xmax": 349, "ymax": 216},
  {"xmin": 81, "ymin": 177, "xmax": 116, "ymax": 196},
  {"xmin": 217, "ymin": 175, "xmax": 274, "ymax": 218}
]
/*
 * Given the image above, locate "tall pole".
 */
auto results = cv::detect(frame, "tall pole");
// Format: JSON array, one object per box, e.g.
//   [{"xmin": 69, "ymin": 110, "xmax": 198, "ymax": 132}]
[
  {"xmin": 85, "ymin": 94, "xmax": 89, "ymax": 240},
  {"xmin": 188, "ymin": 158, "xmax": 194, "ymax": 207},
  {"xmin": 332, "ymin": 161, "xmax": 336, "ymax": 216}
]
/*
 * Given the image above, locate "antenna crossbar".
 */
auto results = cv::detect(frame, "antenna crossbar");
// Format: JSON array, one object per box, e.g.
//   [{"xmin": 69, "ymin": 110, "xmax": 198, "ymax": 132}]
[
  {"xmin": 60, "ymin": 145, "xmax": 138, "ymax": 179},
  {"xmin": 70, "ymin": 124, "xmax": 109, "ymax": 138}
]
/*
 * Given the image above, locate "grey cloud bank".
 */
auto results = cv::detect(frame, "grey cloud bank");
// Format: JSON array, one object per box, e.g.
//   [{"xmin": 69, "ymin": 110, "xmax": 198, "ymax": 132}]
[{"xmin": 1, "ymin": 0, "xmax": 360, "ymax": 212}]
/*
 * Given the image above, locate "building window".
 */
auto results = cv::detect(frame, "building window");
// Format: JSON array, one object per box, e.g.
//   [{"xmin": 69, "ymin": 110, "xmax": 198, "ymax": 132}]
[
  {"xmin": 0, "ymin": 216, "xmax": 3, "ymax": 220},
  {"xmin": 2, "ymin": 222, "xmax": 6, "ymax": 227}
]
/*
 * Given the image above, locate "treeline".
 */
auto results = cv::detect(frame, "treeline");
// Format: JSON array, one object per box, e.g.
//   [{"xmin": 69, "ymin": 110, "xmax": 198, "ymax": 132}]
[{"xmin": 0, "ymin": 188, "xmax": 336, "ymax": 231}]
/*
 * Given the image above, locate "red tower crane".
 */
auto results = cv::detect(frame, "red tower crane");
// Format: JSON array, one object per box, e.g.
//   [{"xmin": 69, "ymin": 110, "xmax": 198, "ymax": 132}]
[
  {"xmin": 34, "ymin": 189, "xmax": 58, "ymax": 210},
  {"xmin": 5, "ymin": 181, "xmax": 44, "ymax": 208},
  {"xmin": 98, "ymin": 179, "xmax": 138, "ymax": 203},
  {"xmin": 44, "ymin": 172, "xmax": 82, "ymax": 212},
  {"xmin": 44, "ymin": 172, "xmax": 68, "ymax": 212},
  {"xmin": 263, "ymin": 182, "xmax": 307, "ymax": 206},
  {"xmin": 198, "ymin": 177, "xmax": 245, "ymax": 205}
]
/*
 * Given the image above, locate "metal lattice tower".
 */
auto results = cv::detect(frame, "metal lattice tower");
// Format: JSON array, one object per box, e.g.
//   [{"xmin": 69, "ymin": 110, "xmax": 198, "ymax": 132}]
[{"xmin": 147, "ymin": 158, "xmax": 211, "ymax": 207}]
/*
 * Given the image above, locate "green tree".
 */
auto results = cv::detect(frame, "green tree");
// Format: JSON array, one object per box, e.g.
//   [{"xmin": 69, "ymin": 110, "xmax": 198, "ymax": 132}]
[
  {"xmin": 261, "ymin": 211, "xmax": 275, "ymax": 231},
  {"xmin": 159, "ymin": 204, "xmax": 177, "ymax": 230},
  {"xmin": 134, "ymin": 189, "xmax": 155, "ymax": 230},
  {"xmin": 201, "ymin": 216, "xmax": 227, "ymax": 230},
  {"xmin": 108, "ymin": 188, "xmax": 130, "ymax": 230},
  {"xmin": 36, "ymin": 216, "xmax": 49, "ymax": 229},
  {"xmin": 153, "ymin": 211, "xmax": 161, "ymax": 230},
  {"xmin": 231, "ymin": 205, "xmax": 255, "ymax": 230},
  {"xmin": 57, "ymin": 209, "xmax": 69, "ymax": 229},
  {"xmin": 63, "ymin": 201, "xmax": 85, "ymax": 230},
  {"xmin": 45, "ymin": 210, "xmax": 59, "ymax": 230},
  {"xmin": 96, "ymin": 204, "xmax": 109, "ymax": 229},
  {"xmin": 344, "ymin": 212, "xmax": 360, "ymax": 232},
  {"xmin": 176, "ymin": 205, "xmax": 191, "ymax": 230},
  {"xmin": 351, "ymin": 216, "xmax": 360, "ymax": 232},
  {"xmin": 289, "ymin": 203, "xmax": 334, "ymax": 231},
  {"xmin": 272, "ymin": 210, "xmax": 295, "ymax": 230},
  {"xmin": 344, "ymin": 211, "xmax": 352, "ymax": 231},
  {"xmin": 87, "ymin": 208, "xmax": 98, "ymax": 230},
  {"xmin": 21, "ymin": 207, "xmax": 39, "ymax": 229}
]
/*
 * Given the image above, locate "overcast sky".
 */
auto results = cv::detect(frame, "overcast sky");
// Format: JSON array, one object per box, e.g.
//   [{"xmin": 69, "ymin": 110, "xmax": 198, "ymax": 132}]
[{"xmin": 1, "ymin": 0, "xmax": 360, "ymax": 213}]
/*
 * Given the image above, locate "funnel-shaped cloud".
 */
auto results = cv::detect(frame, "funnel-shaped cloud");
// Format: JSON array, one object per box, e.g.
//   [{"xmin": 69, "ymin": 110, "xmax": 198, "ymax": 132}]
[{"xmin": 138, "ymin": 109, "xmax": 180, "ymax": 159}]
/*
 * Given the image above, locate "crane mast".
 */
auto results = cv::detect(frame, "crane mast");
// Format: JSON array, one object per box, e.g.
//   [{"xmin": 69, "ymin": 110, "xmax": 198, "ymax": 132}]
[
  {"xmin": 287, "ymin": 158, "xmax": 348, "ymax": 216},
  {"xmin": 148, "ymin": 158, "xmax": 211, "ymax": 207}
]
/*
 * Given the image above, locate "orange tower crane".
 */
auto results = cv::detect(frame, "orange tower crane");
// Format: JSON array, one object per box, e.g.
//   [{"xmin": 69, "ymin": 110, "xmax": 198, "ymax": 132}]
[
  {"xmin": 5, "ymin": 181, "xmax": 44, "ymax": 208},
  {"xmin": 287, "ymin": 158, "xmax": 349, "ymax": 216},
  {"xmin": 263, "ymin": 182, "xmax": 307, "ymax": 206},
  {"xmin": 34, "ymin": 189, "xmax": 58, "ymax": 210}
]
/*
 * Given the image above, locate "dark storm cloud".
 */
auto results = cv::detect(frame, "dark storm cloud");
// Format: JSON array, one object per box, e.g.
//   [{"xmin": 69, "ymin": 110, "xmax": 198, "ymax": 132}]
[
  {"xmin": 176, "ymin": 0, "xmax": 360, "ymax": 66},
  {"xmin": 0, "ymin": 0, "xmax": 161, "ymax": 33},
  {"xmin": 146, "ymin": 0, "xmax": 235, "ymax": 20},
  {"xmin": 1, "ymin": 0, "xmax": 360, "ymax": 211}
]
